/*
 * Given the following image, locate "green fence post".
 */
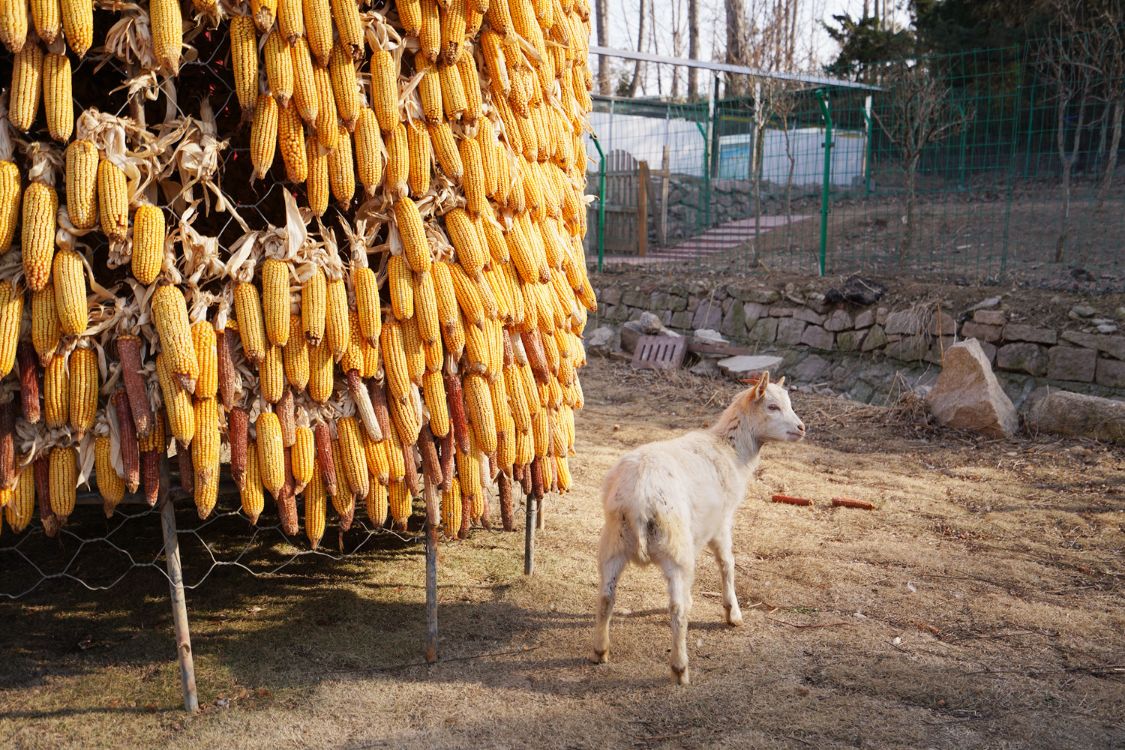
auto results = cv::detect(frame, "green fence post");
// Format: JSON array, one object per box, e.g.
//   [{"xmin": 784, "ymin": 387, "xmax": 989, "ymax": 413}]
[
  {"xmin": 814, "ymin": 89, "xmax": 833, "ymax": 277},
  {"xmin": 863, "ymin": 94, "xmax": 873, "ymax": 197},
  {"xmin": 591, "ymin": 134, "xmax": 606, "ymax": 272},
  {"xmin": 696, "ymin": 121, "xmax": 708, "ymax": 233}
]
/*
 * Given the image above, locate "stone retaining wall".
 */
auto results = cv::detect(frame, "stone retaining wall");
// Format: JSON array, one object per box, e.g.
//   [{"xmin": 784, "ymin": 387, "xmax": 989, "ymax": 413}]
[{"xmin": 593, "ymin": 280, "xmax": 1125, "ymax": 403}]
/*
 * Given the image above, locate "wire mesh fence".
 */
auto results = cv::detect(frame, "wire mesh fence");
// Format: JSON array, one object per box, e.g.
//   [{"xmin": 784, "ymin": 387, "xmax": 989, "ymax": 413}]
[{"xmin": 584, "ymin": 42, "xmax": 1125, "ymax": 285}]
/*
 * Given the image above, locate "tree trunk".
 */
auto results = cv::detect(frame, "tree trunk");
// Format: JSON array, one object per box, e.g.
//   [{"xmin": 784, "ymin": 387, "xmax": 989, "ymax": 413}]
[
  {"xmin": 1098, "ymin": 98, "xmax": 1123, "ymax": 207},
  {"xmin": 901, "ymin": 154, "xmax": 920, "ymax": 263},
  {"xmin": 1056, "ymin": 94, "xmax": 1088, "ymax": 262},
  {"xmin": 751, "ymin": 94, "xmax": 765, "ymax": 265},
  {"xmin": 596, "ymin": 0, "xmax": 609, "ymax": 95},
  {"xmin": 724, "ymin": 0, "xmax": 750, "ymax": 97},
  {"xmin": 626, "ymin": 0, "xmax": 646, "ymax": 97},
  {"xmin": 687, "ymin": 0, "xmax": 699, "ymax": 99},
  {"xmin": 784, "ymin": 126, "xmax": 795, "ymax": 252}
]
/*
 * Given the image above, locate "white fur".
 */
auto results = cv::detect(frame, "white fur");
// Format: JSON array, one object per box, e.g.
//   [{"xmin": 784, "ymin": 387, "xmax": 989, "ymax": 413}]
[{"xmin": 590, "ymin": 373, "xmax": 805, "ymax": 684}]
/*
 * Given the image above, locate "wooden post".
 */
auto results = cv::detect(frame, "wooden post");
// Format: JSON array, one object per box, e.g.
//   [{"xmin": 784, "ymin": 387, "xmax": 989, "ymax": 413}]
[
  {"xmin": 158, "ymin": 465, "xmax": 199, "ymax": 713},
  {"xmin": 523, "ymin": 492, "xmax": 536, "ymax": 576},
  {"xmin": 658, "ymin": 146, "xmax": 670, "ymax": 246},
  {"xmin": 423, "ymin": 476, "xmax": 439, "ymax": 663},
  {"xmin": 637, "ymin": 160, "xmax": 649, "ymax": 257}
]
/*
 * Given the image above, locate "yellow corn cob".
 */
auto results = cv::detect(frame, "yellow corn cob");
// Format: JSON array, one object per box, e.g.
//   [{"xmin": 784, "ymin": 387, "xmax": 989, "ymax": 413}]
[
  {"xmin": 388, "ymin": 479, "xmax": 411, "ymax": 526},
  {"xmin": 439, "ymin": 60, "xmax": 466, "ymax": 120},
  {"xmin": 303, "ymin": 0, "xmax": 333, "ymax": 65},
  {"xmin": 260, "ymin": 258, "xmax": 291, "ymax": 347},
  {"xmin": 264, "ymin": 29, "xmax": 294, "ymax": 107},
  {"xmin": 322, "ymin": 127, "xmax": 353, "ymax": 207},
  {"xmin": 366, "ymin": 478, "xmax": 389, "ymax": 524},
  {"xmin": 445, "ymin": 208, "xmax": 485, "ymax": 274},
  {"xmin": 447, "ymin": 262, "xmax": 487, "ymax": 327},
  {"xmin": 385, "ymin": 425, "xmax": 407, "ymax": 482},
  {"xmin": 0, "ymin": 0, "xmax": 28, "ymax": 52},
  {"xmin": 484, "ymin": 0, "xmax": 511, "ymax": 34},
  {"xmin": 465, "ymin": 2, "xmax": 482, "ymax": 36},
  {"xmin": 290, "ymin": 37, "xmax": 319, "ymax": 125},
  {"xmin": 96, "ymin": 435, "xmax": 125, "ymax": 513},
  {"xmin": 442, "ymin": 311, "xmax": 468, "ymax": 363},
  {"xmin": 416, "ymin": 53, "xmax": 443, "ymax": 124},
  {"xmin": 380, "ymin": 318, "xmax": 411, "ymax": 400},
  {"xmin": 230, "ymin": 16, "xmax": 259, "ymax": 114},
  {"xmin": 150, "ymin": 0, "xmax": 182, "ymax": 75},
  {"xmin": 419, "ymin": 0, "xmax": 440, "ymax": 61},
  {"xmin": 440, "ymin": 0, "xmax": 466, "ymax": 64},
  {"xmin": 428, "ymin": 121, "xmax": 463, "ymax": 179},
  {"xmin": 44, "ymin": 354, "xmax": 68, "ymax": 429},
  {"xmin": 283, "ymin": 314, "xmax": 309, "ymax": 390},
  {"xmin": 406, "ymin": 119, "xmax": 432, "ymax": 197},
  {"xmin": 67, "ymin": 347, "xmax": 97, "ymax": 438},
  {"xmin": 312, "ymin": 63, "xmax": 339, "ymax": 150},
  {"xmin": 5, "ymin": 464, "xmax": 35, "ymax": 531},
  {"xmin": 396, "ymin": 0, "xmax": 422, "ymax": 33},
  {"xmin": 51, "ymin": 248, "xmax": 86, "ymax": 335},
  {"xmin": 234, "ymin": 281, "xmax": 268, "ymax": 364},
  {"xmin": 21, "ymin": 181, "xmax": 56, "ymax": 291},
  {"xmin": 43, "ymin": 52, "xmax": 73, "ymax": 142},
  {"xmin": 249, "ymin": 0, "xmax": 277, "ymax": 31},
  {"xmin": 49, "ymin": 446, "xmax": 77, "ymax": 522},
  {"xmin": 97, "ymin": 159, "xmax": 129, "ymax": 243},
  {"xmin": 152, "ymin": 284, "xmax": 200, "ymax": 389},
  {"xmin": 457, "ymin": 50, "xmax": 482, "ymax": 122},
  {"xmin": 302, "ymin": 267, "xmax": 326, "ymax": 346},
  {"xmin": 480, "ymin": 30, "xmax": 510, "ymax": 94},
  {"xmin": 441, "ymin": 477, "xmax": 461, "ymax": 536},
  {"xmin": 370, "ymin": 49, "xmax": 399, "ymax": 133},
  {"xmin": 307, "ymin": 339, "xmax": 334, "ymax": 402},
  {"xmin": 383, "ymin": 120, "xmax": 408, "ymax": 197},
  {"xmin": 32, "ymin": 0, "xmax": 59, "ymax": 45},
  {"xmin": 340, "ymin": 308, "xmax": 363, "ymax": 374},
  {"xmin": 329, "ymin": 44, "xmax": 359, "ymax": 129},
  {"xmin": 362, "ymin": 432, "xmax": 389, "ymax": 485},
  {"xmin": 431, "ymin": 260, "xmax": 458, "ymax": 326},
  {"xmin": 413, "ymin": 269, "xmax": 440, "ymax": 344},
  {"xmin": 306, "ymin": 133, "xmax": 329, "ymax": 216},
  {"xmin": 387, "ymin": 254, "xmax": 415, "ymax": 321},
  {"xmin": 337, "ymin": 416, "xmax": 370, "ymax": 498},
  {"xmin": 192, "ymin": 397, "xmax": 220, "ymax": 489},
  {"xmin": 9, "ymin": 44, "xmax": 42, "ymax": 132},
  {"xmin": 464, "ymin": 320, "xmax": 488, "ymax": 375},
  {"xmin": 325, "ymin": 277, "xmax": 349, "ymax": 361},
  {"xmin": 401, "ymin": 316, "xmax": 425, "ymax": 383},
  {"xmin": 0, "ymin": 282, "xmax": 20, "ymax": 376},
  {"xmin": 0, "ymin": 159, "xmax": 20, "ymax": 253},
  {"xmin": 291, "ymin": 425, "xmax": 315, "ymax": 489},
  {"xmin": 458, "ymin": 139, "xmax": 487, "ymax": 217},
  {"xmin": 278, "ymin": 103, "xmax": 308, "ymax": 183},
  {"xmin": 61, "ymin": 0, "xmax": 93, "ymax": 57},
  {"xmin": 462, "ymin": 373, "xmax": 497, "ymax": 452},
  {"xmin": 353, "ymin": 107, "xmax": 382, "ymax": 196},
  {"xmin": 422, "ymin": 370, "xmax": 450, "ymax": 437},
  {"xmin": 363, "ymin": 335, "xmax": 381, "ymax": 378},
  {"xmin": 251, "ymin": 94, "xmax": 279, "ymax": 180},
  {"xmin": 261, "ymin": 344, "xmax": 285, "ymax": 403},
  {"xmin": 455, "ymin": 448, "xmax": 480, "ymax": 503},
  {"xmin": 331, "ymin": 0, "xmax": 363, "ymax": 58},
  {"xmin": 131, "ymin": 204, "xmax": 165, "ymax": 285},
  {"xmin": 353, "ymin": 266, "xmax": 382, "ymax": 345},
  {"xmin": 278, "ymin": 0, "xmax": 303, "ymax": 42},
  {"xmin": 393, "ymin": 196, "xmax": 432, "ymax": 273},
  {"xmin": 423, "ymin": 335, "xmax": 443, "ymax": 373},
  {"xmin": 304, "ymin": 463, "xmax": 326, "ymax": 547},
  {"xmin": 256, "ymin": 412, "xmax": 285, "ymax": 498},
  {"xmin": 139, "ymin": 406, "xmax": 166, "ymax": 454},
  {"xmin": 156, "ymin": 353, "xmax": 194, "ymax": 444},
  {"xmin": 241, "ymin": 443, "xmax": 265, "ymax": 524},
  {"xmin": 531, "ymin": 404, "xmax": 549, "ymax": 457}
]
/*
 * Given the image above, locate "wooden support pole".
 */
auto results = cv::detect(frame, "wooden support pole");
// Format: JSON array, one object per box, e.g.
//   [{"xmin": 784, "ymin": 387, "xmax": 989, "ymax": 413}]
[
  {"xmin": 523, "ymin": 492, "xmax": 536, "ymax": 576},
  {"xmin": 637, "ymin": 160, "xmax": 649, "ymax": 257},
  {"xmin": 423, "ymin": 476, "xmax": 439, "ymax": 663},
  {"xmin": 158, "ymin": 464, "xmax": 199, "ymax": 713}
]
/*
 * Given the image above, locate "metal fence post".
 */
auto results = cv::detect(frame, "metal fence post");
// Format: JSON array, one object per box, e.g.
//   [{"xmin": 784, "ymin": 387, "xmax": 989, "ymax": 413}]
[
  {"xmin": 863, "ymin": 94, "xmax": 873, "ymax": 197},
  {"xmin": 591, "ymin": 134, "xmax": 606, "ymax": 271},
  {"xmin": 814, "ymin": 89, "xmax": 833, "ymax": 277}
]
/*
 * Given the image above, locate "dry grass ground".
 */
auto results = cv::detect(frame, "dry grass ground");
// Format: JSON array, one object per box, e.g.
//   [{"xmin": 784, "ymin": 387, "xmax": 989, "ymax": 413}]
[{"xmin": 1, "ymin": 358, "xmax": 1122, "ymax": 749}]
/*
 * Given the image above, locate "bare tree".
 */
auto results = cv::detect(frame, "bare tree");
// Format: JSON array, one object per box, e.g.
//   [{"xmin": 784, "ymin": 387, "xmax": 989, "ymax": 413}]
[
  {"xmin": 768, "ymin": 85, "xmax": 800, "ymax": 252},
  {"xmin": 625, "ymin": 0, "xmax": 646, "ymax": 96},
  {"xmin": 688, "ymin": 0, "xmax": 699, "ymax": 98},
  {"xmin": 1035, "ymin": 4, "xmax": 1099, "ymax": 261},
  {"xmin": 596, "ymin": 0, "xmax": 610, "ymax": 95},
  {"xmin": 1090, "ymin": 7, "xmax": 1124, "ymax": 206},
  {"xmin": 873, "ymin": 63, "xmax": 973, "ymax": 262},
  {"xmin": 724, "ymin": 0, "xmax": 752, "ymax": 96}
]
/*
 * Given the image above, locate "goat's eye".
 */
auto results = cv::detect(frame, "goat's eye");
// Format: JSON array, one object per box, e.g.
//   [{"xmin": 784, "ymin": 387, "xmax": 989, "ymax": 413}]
[{"xmin": 768, "ymin": 404, "xmax": 780, "ymax": 412}]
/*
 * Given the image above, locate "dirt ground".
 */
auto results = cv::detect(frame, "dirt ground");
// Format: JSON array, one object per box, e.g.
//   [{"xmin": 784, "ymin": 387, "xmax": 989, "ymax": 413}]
[{"xmin": 1, "ymin": 358, "xmax": 1122, "ymax": 749}]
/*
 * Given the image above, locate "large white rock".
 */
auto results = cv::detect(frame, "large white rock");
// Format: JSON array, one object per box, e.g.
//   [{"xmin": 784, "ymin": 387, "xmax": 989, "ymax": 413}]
[
  {"xmin": 1024, "ymin": 388, "xmax": 1125, "ymax": 444},
  {"xmin": 717, "ymin": 355, "xmax": 784, "ymax": 379},
  {"xmin": 926, "ymin": 339, "xmax": 1019, "ymax": 438}
]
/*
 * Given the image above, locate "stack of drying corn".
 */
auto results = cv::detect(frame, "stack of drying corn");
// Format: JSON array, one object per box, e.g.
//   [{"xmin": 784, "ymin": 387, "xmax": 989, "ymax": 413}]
[{"xmin": 0, "ymin": 0, "xmax": 596, "ymax": 549}]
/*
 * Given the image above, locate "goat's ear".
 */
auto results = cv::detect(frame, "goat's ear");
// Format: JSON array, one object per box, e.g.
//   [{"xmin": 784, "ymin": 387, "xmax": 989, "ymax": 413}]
[
  {"xmin": 750, "ymin": 370, "xmax": 770, "ymax": 399},
  {"xmin": 776, "ymin": 375, "xmax": 786, "ymax": 388}
]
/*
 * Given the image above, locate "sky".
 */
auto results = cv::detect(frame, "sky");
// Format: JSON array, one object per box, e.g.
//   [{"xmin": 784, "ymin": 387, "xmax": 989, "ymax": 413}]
[{"xmin": 594, "ymin": 0, "xmax": 912, "ymax": 89}]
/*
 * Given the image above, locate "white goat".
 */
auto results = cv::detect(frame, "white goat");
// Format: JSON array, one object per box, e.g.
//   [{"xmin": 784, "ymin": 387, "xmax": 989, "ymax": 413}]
[{"xmin": 590, "ymin": 372, "xmax": 806, "ymax": 684}]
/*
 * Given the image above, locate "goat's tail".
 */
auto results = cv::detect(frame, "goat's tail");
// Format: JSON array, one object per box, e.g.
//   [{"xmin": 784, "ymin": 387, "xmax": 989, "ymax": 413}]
[{"xmin": 602, "ymin": 458, "xmax": 653, "ymax": 565}]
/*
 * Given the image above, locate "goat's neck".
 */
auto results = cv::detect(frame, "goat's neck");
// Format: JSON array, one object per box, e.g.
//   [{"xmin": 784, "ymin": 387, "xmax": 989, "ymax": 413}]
[{"xmin": 728, "ymin": 421, "xmax": 762, "ymax": 467}]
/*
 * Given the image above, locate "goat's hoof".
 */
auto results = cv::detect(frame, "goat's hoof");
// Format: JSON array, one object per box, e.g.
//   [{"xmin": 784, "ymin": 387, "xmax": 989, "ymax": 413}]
[
  {"xmin": 591, "ymin": 649, "xmax": 609, "ymax": 664},
  {"xmin": 726, "ymin": 607, "xmax": 744, "ymax": 627},
  {"xmin": 671, "ymin": 665, "xmax": 690, "ymax": 686}
]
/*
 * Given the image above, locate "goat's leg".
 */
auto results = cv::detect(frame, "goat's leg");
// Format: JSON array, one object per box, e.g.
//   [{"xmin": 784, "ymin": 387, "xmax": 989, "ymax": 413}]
[
  {"xmin": 591, "ymin": 537, "xmax": 627, "ymax": 664},
  {"xmin": 710, "ymin": 528, "xmax": 742, "ymax": 626},
  {"xmin": 661, "ymin": 560, "xmax": 694, "ymax": 685}
]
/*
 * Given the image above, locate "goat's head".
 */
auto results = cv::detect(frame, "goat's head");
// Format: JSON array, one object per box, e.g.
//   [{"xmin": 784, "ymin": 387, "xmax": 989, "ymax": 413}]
[{"xmin": 737, "ymin": 372, "xmax": 806, "ymax": 443}]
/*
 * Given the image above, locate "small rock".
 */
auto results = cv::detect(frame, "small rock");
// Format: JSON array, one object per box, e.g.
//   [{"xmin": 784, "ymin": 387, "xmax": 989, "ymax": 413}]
[
  {"xmin": 775, "ymin": 318, "xmax": 807, "ymax": 347},
  {"xmin": 964, "ymin": 296, "xmax": 1002, "ymax": 314},
  {"xmin": 1116, "ymin": 306, "xmax": 1125, "ymax": 320},
  {"xmin": 961, "ymin": 321, "xmax": 1003, "ymax": 343},
  {"xmin": 1025, "ymin": 388, "xmax": 1125, "ymax": 444},
  {"xmin": 1096, "ymin": 323, "xmax": 1118, "ymax": 334},
  {"xmin": 1047, "ymin": 345, "xmax": 1097, "ymax": 382},
  {"xmin": 689, "ymin": 358, "xmax": 722, "ymax": 378},
  {"xmin": 717, "ymin": 355, "xmax": 784, "ymax": 380},
  {"xmin": 794, "ymin": 354, "xmax": 832, "ymax": 382},
  {"xmin": 800, "ymin": 325, "xmax": 835, "ymax": 350},
  {"xmin": 585, "ymin": 326, "xmax": 617, "ymax": 354},
  {"xmin": 926, "ymin": 339, "xmax": 1019, "ymax": 438},
  {"xmin": 1003, "ymin": 324, "xmax": 1057, "ymax": 345},
  {"xmin": 973, "ymin": 309, "xmax": 1007, "ymax": 326},
  {"xmin": 1069, "ymin": 304, "xmax": 1096, "ymax": 319},
  {"xmin": 693, "ymin": 329, "xmax": 725, "ymax": 343},
  {"xmin": 637, "ymin": 311, "xmax": 665, "ymax": 334},
  {"xmin": 823, "ymin": 275, "xmax": 886, "ymax": 306},
  {"xmin": 854, "ymin": 309, "xmax": 876, "ymax": 329},
  {"xmin": 824, "ymin": 308, "xmax": 854, "ymax": 332}
]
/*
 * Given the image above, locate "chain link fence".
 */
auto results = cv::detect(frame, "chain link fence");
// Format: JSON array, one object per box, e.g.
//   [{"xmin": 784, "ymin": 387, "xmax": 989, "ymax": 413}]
[{"xmin": 585, "ymin": 42, "xmax": 1125, "ymax": 286}]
